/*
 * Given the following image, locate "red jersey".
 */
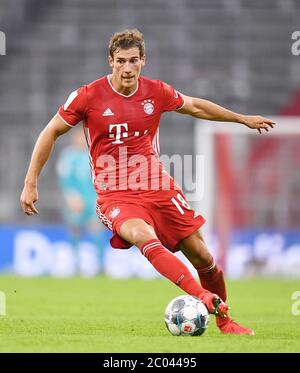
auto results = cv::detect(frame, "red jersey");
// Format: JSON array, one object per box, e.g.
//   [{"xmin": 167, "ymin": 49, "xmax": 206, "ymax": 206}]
[{"xmin": 58, "ymin": 75, "xmax": 184, "ymax": 197}]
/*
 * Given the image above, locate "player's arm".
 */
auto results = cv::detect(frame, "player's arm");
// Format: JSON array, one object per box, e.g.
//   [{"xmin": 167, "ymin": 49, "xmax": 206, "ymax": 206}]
[
  {"xmin": 20, "ymin": 114, "xmax": 72, "ymax": 216},
  {"xmin": 176, "ymin": 94, "xmax": 275, "ymax": 134}
]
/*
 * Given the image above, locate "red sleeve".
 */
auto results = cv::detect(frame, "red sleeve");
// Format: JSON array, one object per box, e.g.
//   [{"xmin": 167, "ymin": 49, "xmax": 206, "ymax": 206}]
[
  {"xmin": 57, "ymin": 85, "xmax": 87, "ymax": 126},
  {"xmin": 160, "ymin": 81, "xmax": 185, "ymax": 112}
]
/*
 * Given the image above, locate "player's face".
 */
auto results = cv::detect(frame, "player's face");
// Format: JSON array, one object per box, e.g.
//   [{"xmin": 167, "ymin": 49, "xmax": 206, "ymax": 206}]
[{"xmin": 109, "ymin": 47, "xmax": 145, "ymax": 94}]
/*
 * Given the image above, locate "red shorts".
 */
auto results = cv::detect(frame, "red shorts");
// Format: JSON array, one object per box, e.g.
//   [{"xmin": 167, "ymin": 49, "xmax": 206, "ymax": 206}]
[{"xmin": 96, "ymin": 189, "xmax": 205, "ymax": 252}]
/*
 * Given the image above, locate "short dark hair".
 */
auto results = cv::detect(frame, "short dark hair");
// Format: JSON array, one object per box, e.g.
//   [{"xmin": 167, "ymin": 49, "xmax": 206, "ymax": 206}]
[{"xmin": 109, "ymin": 29, "xmax": 145, "ymax": 58}]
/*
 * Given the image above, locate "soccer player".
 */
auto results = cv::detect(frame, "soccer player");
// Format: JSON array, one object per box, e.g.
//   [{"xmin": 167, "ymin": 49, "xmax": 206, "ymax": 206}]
[
  {"xmin": 56, "ymin": 128, "xmax": 104, "ymax": 273},
  {"xmin": 20, "ymin": 29, "xmax": 274, "ymax": 334}
]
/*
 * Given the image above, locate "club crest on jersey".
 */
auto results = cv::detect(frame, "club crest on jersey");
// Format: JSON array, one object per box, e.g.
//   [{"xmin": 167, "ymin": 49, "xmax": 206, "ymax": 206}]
[
  {"xmin": 142, "ymin": 99, "xmax": 154, "ymax": 115},
  {"xmin": 109, "ymin": 206, "xmax": 120, "ymax": 219}
]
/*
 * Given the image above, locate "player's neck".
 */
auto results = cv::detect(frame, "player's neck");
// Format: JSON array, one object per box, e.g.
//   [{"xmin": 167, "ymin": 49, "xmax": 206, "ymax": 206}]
[{"xmin": 109, "ymin": 75, "xmax": 138, "ymax": 96}]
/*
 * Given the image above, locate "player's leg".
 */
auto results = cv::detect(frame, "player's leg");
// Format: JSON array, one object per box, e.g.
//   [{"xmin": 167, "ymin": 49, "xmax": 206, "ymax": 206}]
[
  {"xmin": 119, "ymin": 218, "xmax": 226, "ymax": 315},
  {"xmin": 118, "ymin": 218, "xmax": 158, "ymax": 247},
  {"xmin": 180, "ymin": 230, "xmax": 254, "ymax": 335},
  {"xmin": 179, "ymin": 230, "xmax": 227, "ymax": 302}
]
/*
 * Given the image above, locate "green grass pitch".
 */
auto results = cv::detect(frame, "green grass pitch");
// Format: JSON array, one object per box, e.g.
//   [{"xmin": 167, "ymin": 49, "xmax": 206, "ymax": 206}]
[{"xmin": 0, "ymin": 275, "xmax": 299, "ymax": 352}]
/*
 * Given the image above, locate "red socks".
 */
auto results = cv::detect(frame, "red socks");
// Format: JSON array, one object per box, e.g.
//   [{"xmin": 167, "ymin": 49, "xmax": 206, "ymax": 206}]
[
  {"xmin": 140, "ymin": 239, "xmax": 227, "ymax": 307},
  {"xmin": 196, "ymin": 257, "xmax": 227, "ymax": 302},
  {"xmin": 141, "ymin": 239, "xmax": 207, "ymax": 298}
]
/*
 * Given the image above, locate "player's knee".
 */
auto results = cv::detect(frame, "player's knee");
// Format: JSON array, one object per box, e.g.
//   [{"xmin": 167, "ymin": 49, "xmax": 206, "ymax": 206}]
[
  {"xmin": 181, "ymin": 232, "xmax": 213, "ymax": 267},
  {"xmin": 191, "ymin": 249, "xmax": 213, "ymax": 267},
  {"xmin": 130, "ymin": 227, "xmax": 156, "ymax": 248},
  {"xmin": 120, "ymin": 219, "xmax": 157, "ymax": 248}
]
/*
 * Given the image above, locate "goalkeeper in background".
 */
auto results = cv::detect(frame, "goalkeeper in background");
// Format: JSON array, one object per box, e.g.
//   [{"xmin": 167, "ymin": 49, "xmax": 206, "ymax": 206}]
[{"xmin": 56, "ymin": 128, "xmax": 104, "ymax": 274}]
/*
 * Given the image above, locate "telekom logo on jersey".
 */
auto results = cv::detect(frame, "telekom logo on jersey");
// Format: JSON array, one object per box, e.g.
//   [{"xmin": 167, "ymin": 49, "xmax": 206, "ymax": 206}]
[{"xmin": 109, "ymin": 123, "xmax": 128, "ymax": 144}]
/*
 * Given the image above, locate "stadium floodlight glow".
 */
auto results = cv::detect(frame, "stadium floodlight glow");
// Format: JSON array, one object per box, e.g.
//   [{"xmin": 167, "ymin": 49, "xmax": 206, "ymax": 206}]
[{"xmin": 0, "ymin": 31, "xmax": 6, "ymax": 55}]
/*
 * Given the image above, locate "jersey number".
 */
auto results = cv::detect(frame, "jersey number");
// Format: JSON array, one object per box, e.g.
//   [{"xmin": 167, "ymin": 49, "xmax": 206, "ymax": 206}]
[{"xmin": 171, "ymin": 193, "xmax": 191, "ymax": 215}]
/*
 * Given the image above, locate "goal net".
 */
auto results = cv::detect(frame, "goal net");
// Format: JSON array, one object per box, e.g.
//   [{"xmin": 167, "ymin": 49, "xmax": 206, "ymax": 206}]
[{"xmin": 193, "ymin": 117, "xmax": 300, "ymax": 278}]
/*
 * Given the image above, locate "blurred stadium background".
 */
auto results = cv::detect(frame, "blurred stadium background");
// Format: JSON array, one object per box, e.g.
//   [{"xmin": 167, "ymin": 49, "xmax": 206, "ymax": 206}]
[{"xmin": 1, "ymin": 0, "xmax": 300, "ymax": 279}]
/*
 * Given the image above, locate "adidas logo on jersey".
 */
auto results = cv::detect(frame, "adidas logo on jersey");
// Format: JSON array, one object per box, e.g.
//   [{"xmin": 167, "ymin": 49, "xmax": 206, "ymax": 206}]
[{"xmin": 102, "ymin": 108, "xmax": 114, "ymax": 116}]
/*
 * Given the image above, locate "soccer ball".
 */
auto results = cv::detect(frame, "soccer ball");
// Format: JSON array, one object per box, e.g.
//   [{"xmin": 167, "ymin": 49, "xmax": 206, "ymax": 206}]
[{"xmin": 164, "ymin": 295, "xmax": 210, "ymax": 336}]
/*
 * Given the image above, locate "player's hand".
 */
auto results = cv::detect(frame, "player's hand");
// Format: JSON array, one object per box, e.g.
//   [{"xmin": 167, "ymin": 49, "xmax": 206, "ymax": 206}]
[
  {"xmin": 241, "ymin": 115, "xmax": 275, "ymax": 134},
  {"xmin": 20, "ymin": 183, "xmax": 39, "ymax": 216}
]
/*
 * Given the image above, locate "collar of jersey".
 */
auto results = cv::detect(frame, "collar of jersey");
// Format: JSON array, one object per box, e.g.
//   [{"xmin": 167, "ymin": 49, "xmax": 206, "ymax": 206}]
[{"xmin": 107, "ymin": 75, "xmax": 139, "ymax": 98}]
